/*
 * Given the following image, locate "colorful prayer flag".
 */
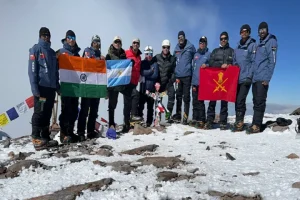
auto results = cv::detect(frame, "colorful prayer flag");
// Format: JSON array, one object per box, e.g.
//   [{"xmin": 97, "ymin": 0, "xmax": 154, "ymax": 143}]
[
  {"xmin": 58, "ymin": 54, "xmax": 107, "ymax": 98},
  {"xmin": 25, "ymin": 96, "xmax": 34, "ymax": 108},
  {"xmin": 0, "ymin": 113, "xmax": 9, "ymax": 127},
  {"xmin": 100, "ymin": 117, "xmax": 108, "ymax": 123},
  {"xmin": 16, "ymin": 101, "xmax": 28, "ymax": 114},
  {"xmin": 198, "ymin": 66, "xmax": 240, "ymax": 102},
  {"xmin": 6, "ymin": 107, "xmax": 19, "ymax": 121},
  {"xmin": 106, "ymin": 60, "xmax": 132, "ymax": 87}
]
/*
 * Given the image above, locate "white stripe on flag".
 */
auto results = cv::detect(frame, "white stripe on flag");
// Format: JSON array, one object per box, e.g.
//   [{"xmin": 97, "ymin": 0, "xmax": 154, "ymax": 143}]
[
  {"xmin": 60, "ymin": 69, "xmax": 107, "ymax": 85},
  {"xmin": 107, "ymin": 66, "xmax": 132, "ymax": 80}
]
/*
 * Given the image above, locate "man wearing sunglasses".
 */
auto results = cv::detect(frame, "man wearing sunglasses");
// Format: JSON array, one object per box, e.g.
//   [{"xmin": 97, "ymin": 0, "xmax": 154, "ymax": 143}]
[
  {"xmin": 152, "ymin": 39, "xmax": 176, "ymax": 123},
  {"xmin": 137, "ymin": 45, "xmax": 159, "ymax": 127},
  {"xmin": 58, "ymin": 30, "xmax": 81, "ymax": 144},
  {"xmin": 28, "ymin": 27, "xmax": 59, "ymax": 150},
  {"xmin": 125, "ymin": 38, "xmax": 143, "ymax": 131},
  {"xmin": 231, "ymin": 25, "xmax": 257, "ymax": 132},
  {"xmin": 205, "ymin": 31, "xmax": 234, "ymax": 130},
  {"xmin": 190, "ymin": 36, "xmax": 211, "ymax": 129},
  {"xmin": 77, "ymin": 35, "xmax": 104, "ymax": 142},
  {"xmin": 173, "ymin": 31, "xmax": 196, "ymax": 125},
  {"xmin": 247, "ymin": 22, "xmax": 278, "ymax": 134}
]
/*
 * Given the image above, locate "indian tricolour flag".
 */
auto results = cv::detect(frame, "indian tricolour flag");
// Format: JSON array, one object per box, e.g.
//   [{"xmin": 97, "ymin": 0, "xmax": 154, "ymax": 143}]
[{"xmin": 59, "ymin": 54, "xmax": 107, "ymax": 98}]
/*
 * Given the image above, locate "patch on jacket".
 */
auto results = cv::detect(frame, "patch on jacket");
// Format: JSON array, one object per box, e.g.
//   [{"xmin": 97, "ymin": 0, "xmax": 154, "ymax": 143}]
[
  {"xmin": 40, "ymin": 53, "xmax": 45, "ymax": 59},
  {"xmin": 194, "ymin": 56, "xmax": 199, "ymax": 60},
  {"xmin": 175, "ymin": 51, "xmax": 180, "ymax": 54},
  {"xmin": 30, "ymin": 55, "xmax": 35, "ymax": 60},
  {"xmin": 85, "ymin": 52, "xmax": 90, "ymax": 57},
  {"xmin": 272, "ymin": 47, "xmax": 277, "ymax": 51}
]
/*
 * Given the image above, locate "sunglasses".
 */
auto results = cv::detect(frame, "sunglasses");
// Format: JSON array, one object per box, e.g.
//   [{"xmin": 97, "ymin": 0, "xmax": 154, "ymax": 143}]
[
  {"xmin": 220, "ymin": 37, "xmax": 228, "ymax": 41},
  {"xmin": 114, "ymin": 40, "xmax": 121, "ymax": 44},
  {"xmin": 240, "ymin": 29, "xmax": 248, "ymax": 34},
  {"xmin": 133, "ymin": 41, "xmax": 140, "ymax": 45},
  {"xmin": 93, "ymin": 40, "xmax": 101, "ymax": 44},
  {"xmin": 67, "ymin": 35, "xmax": 76, "ymax": 41},
  {"xmin": 145, "ymin": 53, "xmax": 153, "ymax": 56},
  {"xmin": 178, "ymin": 36, "xmax": 184, "ymax": 40},
  {"xmin": 162, "ymin": 46, "xmax": 170, "ymax": 49},
  {"xmin": 259, "ymin": 28, "xmax": 267, "ymax": 33},
  {"xmin": 199, "ymin": 40, "xmax": 206, "ymax": 43},
  {"xmin": 41, "ymin": 34, "xmax": 50, "ymax": 37}
]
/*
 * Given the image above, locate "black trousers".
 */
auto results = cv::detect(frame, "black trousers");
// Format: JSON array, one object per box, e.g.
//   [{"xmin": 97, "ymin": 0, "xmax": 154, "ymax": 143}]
[
  {"xmin": 131, "ymin": 88, "xmax": 140, "ymax": 116},
  {"xmin": 235, "ymin": 82, "xmax": 251, "ymax": 122},
  {"xmin": 108, "ymin": 85, "xmax": 134, "ymax": 127},
  {"xmin": 252, "ymin": 81, "xmax": 269, "ymax": 126},
  {"xmin": 192, "ymin": 86, "xmax": 206, "ymax": 122},
  {"xmin": 207, "ymin": 100, "xmax": 228, "ymax": 123},
  {"xmin": 166, "ymin": 83, "xmax": 176, "ymax": 113},
  {"xmin": 77, "ymin": 97, "xmax": 100, "ymax": 133},
  {"xmin": 59, "ymin": 96, "xmax": 79, "ymax": 135},
  {"xmin": 31, "ymin": 86, "xmax": 56, "ymax": 138},
  {"xmin": 175, "ymin": 76, "xmax": 191, "ymax": 117},
  {"xmin": 138, "ymin": 93, "xmax": 154, "ymax": 124}
]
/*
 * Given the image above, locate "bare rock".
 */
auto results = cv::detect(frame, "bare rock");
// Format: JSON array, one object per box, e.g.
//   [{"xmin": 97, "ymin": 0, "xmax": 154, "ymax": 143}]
[
  {"xmin": 67, "ymin": 158, "xmax": 89, "ymax": 163},
  {"xmin": 290, "ymin": 108, "xmax": 300, "ymax": 115},
  {"xmin": 122, "ymin": 144, "xmax": 159, "ymax": 155},
  {"xmin": 286, "ymin": 153, "xmax": 299, "ymax": 159},
  {"xmin": 13, "ymin": 152, "xmax": 35, "ymax": 160},
  {"xmin": 53, "ymin": 153, "xmax": 69, "ymax": 158},
  {"xmin": 187, "ymin": 168, "xmax": 199, "ymax": 174},
  {"xmin": 95, "ymin": 149, "xmax": 113, "ymax": 157},
  {"xmin": 8, "ymin": 151, "xmax": 15, "ymax": 159},
  {"xmin": 184, "ymin": 131, "xmax": 194, "ymax": 136},
  {"xmin": 226, "ymin": 153, "xmax": 236, "ymax": 161},
  {"xmin": 243, "ymin": 172, "xmax": 260, "ymax": 176},
  {"xmin": 28, "ymin": 178, "xmax": 114, "ymax": 200},
  {"xmin": 157, "ymin": 171, "xmax": 178, "ymax": 181},
  {"xmin": 155, "ymin": 184, "xmax": 162, "ymax": 188},
  {"xmin": 292, "ymin": 182, "xmax": 300, "ymax": 188},
  {"xmin": 93, "ymin": 160, "xmax": 107, "ymax": 167},
  {"xmin": 133, "ymin": 124, "xmax": 153, "ymax": 135},
  {"xmin": 206, "ymin": 146, "xmax": 210, "ymax": 151},
  {"xmin": 3, "ymin": 139, "xmax": 10, "ymax": 148},
  {"xmin": 107, "ymin": 161, "xmax": 136, "ymax": 174},
  {"xmin": 208, "ymin": 190, "xmax": 263, "ymax": 199},
  {"xmin": 100, "ymin": 145, "xmax": 113, "ymax": 150},
  {"xmin": 199, "ymin": 141, "xmax": 206, "ymax": 144},
  {"xmin": 137, "ymin": 156, "xmax": 185, "ymax": 169},
  {"xmin": 154, "ymin": 126, "xmax": 166, "ymax": 132},
  {"xmin": 0, "ymin": 166, "xmax": 7, "ymax": 174}
]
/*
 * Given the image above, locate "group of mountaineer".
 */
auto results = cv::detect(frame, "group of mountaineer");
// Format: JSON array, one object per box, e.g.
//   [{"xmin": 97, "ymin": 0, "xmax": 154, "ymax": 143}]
[{"xmin": 28, "ymin": 21, "xmax": 278, "ymax": 150}]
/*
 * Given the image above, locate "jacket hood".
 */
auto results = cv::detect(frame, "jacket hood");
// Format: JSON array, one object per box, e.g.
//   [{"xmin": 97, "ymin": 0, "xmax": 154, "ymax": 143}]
[{"xmin": 61, "ymin": 39, "xmax": 81, "ymax": 54}]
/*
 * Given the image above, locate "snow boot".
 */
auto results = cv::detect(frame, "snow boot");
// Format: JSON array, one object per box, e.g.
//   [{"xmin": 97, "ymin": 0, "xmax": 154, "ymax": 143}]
[
  {"xmin": 204, "ymin": 121, "xmax": 213, "ymax": 130},
  {"xmin": 131, "ymin": 115, "xmax": 142, "ymax": 122},
  {"xmin": 172, "ymin": 113, "xmax": 181, "ymax": 123},
  {"xmin": 220, "ymin": 123, "xmax": 228, "ymax": 130},
  {"xmin": 121, "ymin": 121, "xmax": 131, "ymax": 133},
  {"xmin": 195, "ymin": 121, "xmax": 205, "ymax": 129},
  {"xmin": 246, "ymin": 124, "xmax": 261, "ymax": 134},
  {"xmin": 87, "ymin": 131, "xmax": 100, "ymax": 139},
  {"xmin": 231, "ymin": 121, "xmax": 245, "ymax": 132},
  {"xmin": 189, "ymin": 120, "xmax": 197, "ymax": 127},
  {"xmin": 40, "ymin": 126, "xmax": 58, "ymax": 147},
  {"xmin": 77, "ymin": 131, "xmax": 86, "ymax": 142}
]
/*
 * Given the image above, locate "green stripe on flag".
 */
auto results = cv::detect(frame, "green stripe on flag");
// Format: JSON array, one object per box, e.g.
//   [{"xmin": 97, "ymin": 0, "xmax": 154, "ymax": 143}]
[{"xmin": 61, "ymin": 83, "xmax": 107, "ymax": 98}]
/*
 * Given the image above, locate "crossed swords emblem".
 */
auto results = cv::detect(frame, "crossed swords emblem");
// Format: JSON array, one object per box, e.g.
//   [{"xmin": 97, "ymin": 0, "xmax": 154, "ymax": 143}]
[{"xmin": 213, "ymin": 72, "xmax": 228, "ymax": 93}]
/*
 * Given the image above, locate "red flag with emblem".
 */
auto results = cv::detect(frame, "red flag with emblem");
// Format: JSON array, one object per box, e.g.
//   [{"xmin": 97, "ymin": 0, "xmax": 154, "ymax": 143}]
[{"xmin": 198, "ymin": 66, "xmax": 240, "ymax": 102}]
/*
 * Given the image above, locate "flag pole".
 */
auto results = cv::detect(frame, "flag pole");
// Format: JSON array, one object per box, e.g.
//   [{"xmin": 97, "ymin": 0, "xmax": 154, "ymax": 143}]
[{"xmin": 50, "ymin": 93, "xmax": 60, "ymax": 133}]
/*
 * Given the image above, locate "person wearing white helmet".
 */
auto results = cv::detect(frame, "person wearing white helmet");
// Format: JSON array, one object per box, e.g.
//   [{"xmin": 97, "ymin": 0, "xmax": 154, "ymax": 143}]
[
  {"xmin": 152, "ymin": 39, "xmax": 176, "ymax": 123},
  {"xmin": 136, "ymin": 45, "xmax": 159, "ymax": 127},
  {"xmin": 77, "ymin": 34, "xmax": 105, "ymax": 141}
]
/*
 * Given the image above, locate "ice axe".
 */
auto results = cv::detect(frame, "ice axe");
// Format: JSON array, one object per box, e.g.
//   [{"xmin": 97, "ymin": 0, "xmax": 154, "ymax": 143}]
[{"xmin": 50, "ymin": 94, "xmax": 60, "ymax": 133}]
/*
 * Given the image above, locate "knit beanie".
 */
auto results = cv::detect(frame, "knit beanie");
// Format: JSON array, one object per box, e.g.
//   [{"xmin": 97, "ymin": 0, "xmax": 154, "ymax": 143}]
[
  {"xmin": 258, "ymin": 22, "xmax": 268, "ymax": 32},
  {"xmin": 178, "ymin": 30, "xmax": 185, "ymax": 38},
  {"xmin": 220, "ymin": 31, "xmax": 229, "ymax": 39},
  {"xmin": 66, "ymin": 30, "xmax": 76, "ymax": 38},
  {"xmin": 240, "ymin": 24, "xmax": 251, "ymax": 34},
  {"xmin": 39, "ymin": 27, "xmax": 50, "ymax": 37}
]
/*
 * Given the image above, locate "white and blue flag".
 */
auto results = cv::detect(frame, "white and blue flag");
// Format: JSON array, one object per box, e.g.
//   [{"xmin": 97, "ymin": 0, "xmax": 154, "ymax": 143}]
[{"xmin": 106, "ymin": 59, "xmax": 132, "ymax": 87}]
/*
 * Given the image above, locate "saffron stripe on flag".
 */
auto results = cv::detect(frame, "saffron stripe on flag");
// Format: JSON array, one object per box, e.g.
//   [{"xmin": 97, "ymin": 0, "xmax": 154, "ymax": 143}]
[
  {"xmin": 25, "ymin": 96, "xmax": 34, "ymax": 109},
  {"xmin": 106, "ymin": 59, "xmax": 132, "ymax": 70},
  {"xmin": 60, "ymin": 69, "xmax": 107, "ymax": 85},
  {"xmin": 60, "ymin": 83, "xmax": 107, "ymax": 98},
  {"xmin": 6, "ymin": 107, "xmax": 19, "ymax": 121},
  {"xmin": 58, "ymin": 54, "xmax": 106, "ymax": 73}
]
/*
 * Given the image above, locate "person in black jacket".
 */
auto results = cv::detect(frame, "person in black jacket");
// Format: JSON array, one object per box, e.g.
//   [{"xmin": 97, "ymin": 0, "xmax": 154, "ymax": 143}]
[
  {"xmin": 204, "ymin": 31, "xmax": 234, "ymax": 130},
  {"xmin": 152, "ymin": 39, "xmax": 176, "ymax": 123}
]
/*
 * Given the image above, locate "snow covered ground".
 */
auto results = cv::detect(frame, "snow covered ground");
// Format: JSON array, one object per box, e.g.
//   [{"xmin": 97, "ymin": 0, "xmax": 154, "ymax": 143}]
[{"xmin": 1, "ymin": 113, "xmax": 300, "ymax": 200}]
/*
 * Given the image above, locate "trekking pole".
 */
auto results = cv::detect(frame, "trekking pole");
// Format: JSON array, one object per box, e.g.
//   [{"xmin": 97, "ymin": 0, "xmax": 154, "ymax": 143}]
[{"xmin": 51, "ymin": 94, "xmax": 60, "ymax": 132}]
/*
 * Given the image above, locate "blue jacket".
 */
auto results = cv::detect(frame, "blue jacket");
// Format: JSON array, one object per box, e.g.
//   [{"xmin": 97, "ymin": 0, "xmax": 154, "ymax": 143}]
[
  {"xmin": 28, "ymin": 39, "xmax": 59, "ymax": 96},
  {"xmin": 253, "ymin": 34, "xmax": 278, "ymax": 83},
  {"xmin": 59, "ymin": 39, "xmax": 81, "ymax": 56},
  {"xmin": 139, "ymin": 59, "xmax": 159, "ymax": 93},
  {"xmin": 233, "ymin": 37, "xmax": 257, "ymax": 84},
  {"xmin": 83, "ymin": 47, "xmax": 101, "ymax": 59},
  {"xmin": 191, "ymin": 48, "xmax": 211, "ymax": 86},
  {"xmin": 174, "ymin": 40, "xmax": 196, "ymax": 78}
]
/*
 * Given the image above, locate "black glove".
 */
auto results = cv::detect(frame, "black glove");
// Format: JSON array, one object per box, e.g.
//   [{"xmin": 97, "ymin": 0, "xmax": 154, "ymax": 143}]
[
  {"xmin": 131, "ymin": 59, "xmax": 135, "ymax": 66},
  {"xmin": 244, "ymin": 77, "xmax": 252, "ymax": 86}
]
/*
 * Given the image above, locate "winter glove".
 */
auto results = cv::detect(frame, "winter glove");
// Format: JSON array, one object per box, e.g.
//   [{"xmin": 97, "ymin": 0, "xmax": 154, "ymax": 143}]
[
  {"xmin": 244, "ymin": 78, "xmax": 252, "ymax": 86},
  {"xmin": 192, "ymin": 86, "xmax": 197, "ymax": 92}
]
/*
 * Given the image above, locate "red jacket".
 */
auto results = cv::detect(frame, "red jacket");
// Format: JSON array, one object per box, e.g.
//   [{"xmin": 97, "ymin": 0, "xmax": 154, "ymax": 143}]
[{"xmin": 125, "ymin": 47, "xmax": 142, "ymax": 86}]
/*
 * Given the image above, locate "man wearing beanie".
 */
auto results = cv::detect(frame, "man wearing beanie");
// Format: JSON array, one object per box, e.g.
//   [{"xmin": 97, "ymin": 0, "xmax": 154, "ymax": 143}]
[
  {"xmin": 76, "ymin": 35, "xmax": 104, "ymax": 142},
  {"xmin": 28, "ymin": 27, "xmax": 59, "ymax": 150},
  {"xmin": 58, "ymin": 30, "xmax": 81, "ymax": 144},
  {"xmin": 247, "ymin": 22, "xmax": 278, "ymax": 134},
  {"xmin": 190, "ymin": 36, "xmax": 211, "ymax": 129},
  {"xmin": 204, "ymin": 31, "xmax": 234, "ymax": 130},
  {"xmin": 173, "ymin": 31, "xmax": 196, "ymax": 125},
  {"xmin": 231, "ymin": 24, "xmax": 257, "ymax": 132}
]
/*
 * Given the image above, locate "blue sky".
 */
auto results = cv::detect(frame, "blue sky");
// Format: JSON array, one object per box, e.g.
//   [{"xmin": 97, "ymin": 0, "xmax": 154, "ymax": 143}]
[{"xmin": 0, "ymin": 0, "xmax": 298, "ymax": 137}]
